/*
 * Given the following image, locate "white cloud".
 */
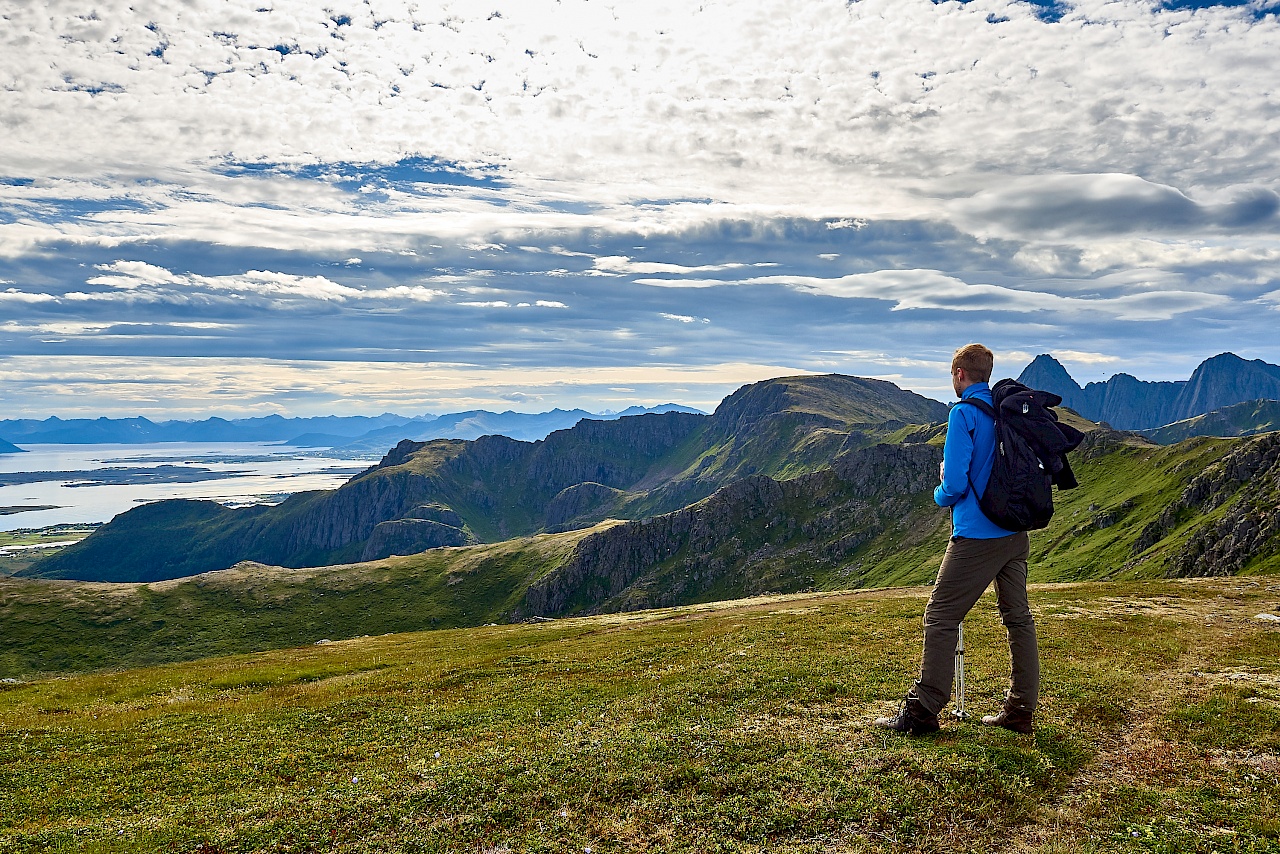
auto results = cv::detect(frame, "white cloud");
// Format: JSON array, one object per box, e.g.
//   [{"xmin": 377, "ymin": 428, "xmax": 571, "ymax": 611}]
[
  {"xmin": 636, "ymin": 268, "xmax": 1229, "ymax": 320},
  {"xmin": 71, "ymin": 262, "xmax": 450, "ymax": 305},
  {"xmin": 1257, "ymin": 290, "xmax": 1280, "ymax": 311},
  {"xmin": 88, "ymin": 260, "xmax": 184, "ymax": 287},
  {"xmin": 0, "ymin": 289, "xmax": 56, "ymax": 303},
  {"xmin": 594, "ymin": 256, "xmax": 748, "ymax": 275},
  {"xmin": 4, "ymin": 0, "xmax": 1277, "ymax": 213},
  {"xmin": 0, "ymin": 320, "xmax": 110, "ymax": 335},
  {"xmin": 1045, "ymin": 350, "xmax": 1125, "ymax": 367}
]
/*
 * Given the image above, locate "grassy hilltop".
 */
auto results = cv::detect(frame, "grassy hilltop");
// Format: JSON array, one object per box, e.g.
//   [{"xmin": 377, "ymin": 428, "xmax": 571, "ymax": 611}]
[{"xmin": 2, "ymin": 577, "xmax": 1278, "ymax": 853}]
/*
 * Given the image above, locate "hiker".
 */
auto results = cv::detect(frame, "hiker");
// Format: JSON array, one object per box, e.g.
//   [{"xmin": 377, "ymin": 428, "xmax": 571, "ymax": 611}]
[{"xmin": 876, "ymin": 343, "xmax": 1039, "ymax": 736}]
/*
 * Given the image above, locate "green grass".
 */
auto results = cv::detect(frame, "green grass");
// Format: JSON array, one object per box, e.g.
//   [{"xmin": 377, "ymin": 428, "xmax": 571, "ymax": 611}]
[
  {"xmin": 1029, "ymin": 436, "xmax": 1252, "ymax": 582},
  {"xmin": 0, "ymin": 527, "xmax": 603, "ymax": 679},
  {"xmin": 2, "ymin": 578, "xmax": 1278, "ymax": 852}
]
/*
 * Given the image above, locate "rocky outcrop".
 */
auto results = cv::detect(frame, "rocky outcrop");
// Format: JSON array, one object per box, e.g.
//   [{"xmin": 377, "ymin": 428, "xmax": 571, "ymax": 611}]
[
  {"xmin": 515, "ymin": 443, "xmax": 944, "ymax": 619},
  {"xmin": 402, "ymin": 503, "xmax": 466, "ymax": 527},
  {"xmin": 1131, "ymin": 433, "xmax": 1280, "ymax": 573},
  {"xmin": 545, "ymin": 482, "xmax": 624, "ymax": 530},
  {"xmin": 1155, "ymin": 433, "xmax": 1280, "ymax": 576},
  {"xmin": 360, "ymin": 518, "xmax": 476, "ymax": 561}
]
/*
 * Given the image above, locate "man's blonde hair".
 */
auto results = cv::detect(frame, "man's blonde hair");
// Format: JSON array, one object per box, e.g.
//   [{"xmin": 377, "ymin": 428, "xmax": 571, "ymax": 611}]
[{"xmin": 952, "ymin": 343, "xmax": 994, "ymax": 383}]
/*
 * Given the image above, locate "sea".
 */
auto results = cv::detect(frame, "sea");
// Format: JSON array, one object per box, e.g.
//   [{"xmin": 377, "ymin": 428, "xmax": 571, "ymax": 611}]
[{"xmin": 0, "ymin": 443, "xmax": 374, "ymax": 533}]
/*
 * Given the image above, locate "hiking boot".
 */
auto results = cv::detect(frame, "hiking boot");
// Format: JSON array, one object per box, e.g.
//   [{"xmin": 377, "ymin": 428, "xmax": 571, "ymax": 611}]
[
  {"xmin": 981, "ymin": 702, "xmax": 1034, "ymax": 734},
  {"xmin": 875, "ymin": 695, "xmax": 940, "ymax": 736}
]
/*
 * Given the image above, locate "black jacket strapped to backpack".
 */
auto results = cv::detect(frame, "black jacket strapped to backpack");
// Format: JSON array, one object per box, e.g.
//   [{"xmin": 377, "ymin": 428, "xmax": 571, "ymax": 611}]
[{"xmin": 956, "ymin": 378, "xmax": 1086, "ymax": 531}]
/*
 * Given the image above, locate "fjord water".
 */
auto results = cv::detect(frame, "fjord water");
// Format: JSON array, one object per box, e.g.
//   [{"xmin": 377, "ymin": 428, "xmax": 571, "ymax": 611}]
[{"xmin": 0, "ymin": 443, "xmax": 369, "ymax": 532}]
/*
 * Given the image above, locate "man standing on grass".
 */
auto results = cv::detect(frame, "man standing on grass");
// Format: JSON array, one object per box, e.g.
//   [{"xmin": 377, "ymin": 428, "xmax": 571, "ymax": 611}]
[{"xmin": 875, "ymin": 343, "xmax": 1038, "ymax": 736}]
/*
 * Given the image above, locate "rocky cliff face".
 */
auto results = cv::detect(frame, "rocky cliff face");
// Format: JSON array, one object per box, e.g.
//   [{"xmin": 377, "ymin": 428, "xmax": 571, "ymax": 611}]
[
  {"xmin": 545, "ymin": 482, "xmax": 625, "ymax": 530},
  {"xmin": 361, "ymin": 518, "xmax": 476, "ymax": 561},
  {"xmin": 1131, "ymin": 432, "xmax": 1280, "ymax": 577},
  {"xmin": 1176, "ymin": 354, "xmax": 1280, "ymax": 420},
  {"xmin": 515, "ymin": 443, "xmax": 944, "ymax": 619}
]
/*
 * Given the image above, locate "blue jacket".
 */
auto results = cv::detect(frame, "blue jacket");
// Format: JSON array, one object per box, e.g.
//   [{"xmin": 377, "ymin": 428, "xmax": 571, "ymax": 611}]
[{"xmin": 933, "ymin": 382, "xmax": 1016, "ymax": 539}]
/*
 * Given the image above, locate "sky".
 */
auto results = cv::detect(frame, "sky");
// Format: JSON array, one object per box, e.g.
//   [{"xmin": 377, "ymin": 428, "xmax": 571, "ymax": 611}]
[{"xmin": 1, "ymin": 0, "xmax": 1279, "ymax": 419}]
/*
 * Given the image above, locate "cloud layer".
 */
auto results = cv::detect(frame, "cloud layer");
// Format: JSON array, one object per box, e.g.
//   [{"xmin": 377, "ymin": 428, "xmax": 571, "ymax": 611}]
[{"xmin": 1, "ymin": 0, "xmax": 1278, "ymax": 417}]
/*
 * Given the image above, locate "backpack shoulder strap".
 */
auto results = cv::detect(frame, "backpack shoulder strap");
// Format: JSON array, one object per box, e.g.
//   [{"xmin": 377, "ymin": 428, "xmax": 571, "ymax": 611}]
[
  {"xmin": 951, "ymin": 397, "xmax": 998, "ymax": 501},
  {"xmin": 954, "ymin": 397, "xmax": 997, "ymax": 420}
]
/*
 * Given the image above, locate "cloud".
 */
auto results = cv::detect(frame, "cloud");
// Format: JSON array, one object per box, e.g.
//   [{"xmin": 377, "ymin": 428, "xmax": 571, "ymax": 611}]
[
  {"xmin": 0, "ymin": 289, "xmax": 56, "ymax": 303},
  {"xmin": 952, "ymin": 174, "xmax": 1280, "ymax": 240},
  {"xmin": 75, "ymin": 263, "xmax": 449, "ymax": 305},
  {"xmin": 594, "ymin": 256, "xmax": 750, "ymax": 275},
  {"xmin": 1258, "ymin": 290, "xmax": 1280, "ymax": 310},
  {"xmin": 637, "ymin": 268, "xmax": 1229, "ymax": 320}
]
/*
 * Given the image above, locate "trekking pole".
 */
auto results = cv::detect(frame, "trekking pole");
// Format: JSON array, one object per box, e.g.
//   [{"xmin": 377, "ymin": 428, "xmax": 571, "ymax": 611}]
[{"xmin": 952, "ymin": 622, "xmax": 968, "ymax": 721}]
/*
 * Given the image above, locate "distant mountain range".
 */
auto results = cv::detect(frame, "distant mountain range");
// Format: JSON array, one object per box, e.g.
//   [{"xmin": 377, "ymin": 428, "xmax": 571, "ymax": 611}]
[
  {"xmin": 1017, "ymin": 352, "xmax": 1280, "ymax": 431},
  {"xmin": 0, "ymin": 404, "xmax": 701, "ymax": 451}
]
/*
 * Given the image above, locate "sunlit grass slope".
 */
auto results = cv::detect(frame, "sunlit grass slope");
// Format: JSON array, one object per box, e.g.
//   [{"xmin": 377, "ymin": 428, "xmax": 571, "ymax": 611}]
[
  {"xmin": 0, "ymin": 526, "xmax": 609, "ymax": 679},
  {"xmin": 2, "ymin": 578, "xmax": 1278, "ymax": 853}
]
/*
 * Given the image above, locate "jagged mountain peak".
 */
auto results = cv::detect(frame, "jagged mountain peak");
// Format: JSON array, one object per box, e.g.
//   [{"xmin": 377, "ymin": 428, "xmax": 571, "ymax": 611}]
[
  {"xmin": 1017, "ymin": 354, "xmax": 1082, "ymax": 396},
  {"xmin": 1190, "ymin": 352, "xmax": 1280, "ymax": 380},
  {"xmin": 1016, "ymin": 351, "xmax": 1280, "ymax": 431}
]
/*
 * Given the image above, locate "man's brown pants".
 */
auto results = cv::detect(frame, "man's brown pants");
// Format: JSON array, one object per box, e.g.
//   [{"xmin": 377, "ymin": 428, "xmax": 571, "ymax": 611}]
[{"xmin": 913, "ymin": 532, "xmax": 1039, "ymax": 716}]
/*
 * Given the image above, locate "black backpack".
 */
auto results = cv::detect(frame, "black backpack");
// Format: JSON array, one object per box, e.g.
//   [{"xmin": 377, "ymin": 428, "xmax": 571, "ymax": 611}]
[{"xmin": 956, "ymin": 379, "xmax": 1085, "ymax": 531}]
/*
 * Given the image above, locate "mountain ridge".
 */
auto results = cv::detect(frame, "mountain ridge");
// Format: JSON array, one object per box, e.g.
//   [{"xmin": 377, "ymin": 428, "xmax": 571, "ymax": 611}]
[
  {"xmin": 27, "ymin": 374, "xmax": 948, "ymax": 582},
  {"xmin": 0, "ymin": 404, "xmax": 703, "ymax": 449}
]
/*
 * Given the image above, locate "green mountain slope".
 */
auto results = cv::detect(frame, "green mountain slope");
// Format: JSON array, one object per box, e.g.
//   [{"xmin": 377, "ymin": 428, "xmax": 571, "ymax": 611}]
[
  {"xmin": 1140, "ymin": 399, "xmax": 1280, "ymax": 444},
  {"xmin": 29, "ymin": 374, "xmax": 948, "ymax": 583},
  {"xmin": 6, "ymin": 429, "xmax": 1280, "ymax": 680},
  {"xmin": 3, "ymin": 578, "xmax": 1277, "ymax": 852}
]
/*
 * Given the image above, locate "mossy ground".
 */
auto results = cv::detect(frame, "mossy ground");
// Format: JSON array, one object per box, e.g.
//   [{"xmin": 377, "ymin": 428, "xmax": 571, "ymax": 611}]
[{"xmin": 2, "ymin": 578, "xmax": 1278, "ymax": 853}]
